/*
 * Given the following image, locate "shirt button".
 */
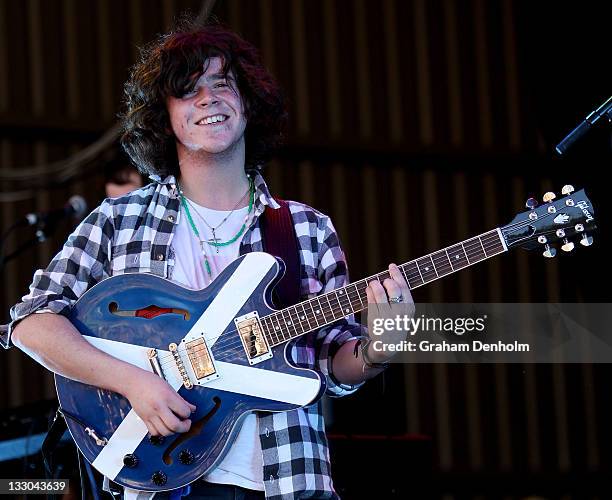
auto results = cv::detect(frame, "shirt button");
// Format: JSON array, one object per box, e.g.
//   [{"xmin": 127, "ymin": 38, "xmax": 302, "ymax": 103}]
[
  {"xmin": 168, "ymin": 215, "xmax": 175, "ymax": 223},
  {"xmin": 156, "ymin": 253, "xmax": 164, "ymax": 261}
]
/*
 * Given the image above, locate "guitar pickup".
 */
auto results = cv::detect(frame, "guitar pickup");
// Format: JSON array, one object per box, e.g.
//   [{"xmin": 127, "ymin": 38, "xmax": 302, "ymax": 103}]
[
  {"xmin": 181, "ymin": 337, "xmax": 219, "ymax": 384},
  {"xmin": 234, "ymin": 311, "xmax": 272, "ymax": 365}
]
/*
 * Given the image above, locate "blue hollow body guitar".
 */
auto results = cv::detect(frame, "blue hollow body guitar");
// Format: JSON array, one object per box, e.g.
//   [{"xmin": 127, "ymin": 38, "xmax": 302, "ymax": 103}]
[{"xmin": 56, "ymin": 187, "xmax": 596, "ymax": 491}]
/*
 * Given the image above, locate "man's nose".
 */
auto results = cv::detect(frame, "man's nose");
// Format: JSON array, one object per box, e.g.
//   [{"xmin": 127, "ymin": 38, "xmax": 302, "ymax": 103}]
[{"xmin": 195, "ymin": 87, "xmax": 218, "ymax": 107}]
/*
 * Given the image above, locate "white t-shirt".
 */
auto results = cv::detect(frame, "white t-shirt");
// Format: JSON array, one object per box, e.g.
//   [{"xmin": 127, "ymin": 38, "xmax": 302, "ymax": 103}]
[{"xmin": 171, "ymin": 198, "xmax": 264, "ymax": 491}]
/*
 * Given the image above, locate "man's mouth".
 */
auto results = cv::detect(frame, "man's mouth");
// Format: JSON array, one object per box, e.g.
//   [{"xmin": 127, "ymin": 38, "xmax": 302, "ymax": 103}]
[{"xmin": 196, "ymin": 114, "xmax": 229, "ymax": 125}]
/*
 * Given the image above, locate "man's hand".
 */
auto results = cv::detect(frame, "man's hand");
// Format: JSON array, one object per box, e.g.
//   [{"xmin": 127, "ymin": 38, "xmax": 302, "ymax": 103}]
[
  {"xmin": 122, "ymin": 369, "xmax": 197, "ymax": 436},
  {"xmin": 365, "ymin": 263, "xmax": 415, "ymax": 363}
]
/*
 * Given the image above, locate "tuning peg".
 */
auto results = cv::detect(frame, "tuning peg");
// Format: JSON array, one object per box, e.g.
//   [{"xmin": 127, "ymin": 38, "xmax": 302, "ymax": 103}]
[
  {"xmin": 543, "ymin": 192, "xmax": 556, "ymax": 203},
  {"xmin": 525, "ymin": 197, "xmax": 538, "ymax": 210},
  {"xmin": 561, "ymin": 239, "xmax": 575, "ymax": 252},
  {"xmin": 561, "ymin": 185, "xmax": 575, "ymax": 195},
  {"xmin": 542, "ymin": 244, "xmax": 557, "ymax": 258},
  {"xmin": 580, "ymin": 233, "xmax": 593, "ymax": 247}
]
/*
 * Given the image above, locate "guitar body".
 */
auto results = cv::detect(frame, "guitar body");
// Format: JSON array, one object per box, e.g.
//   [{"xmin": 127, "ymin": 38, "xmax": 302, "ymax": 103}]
[{"xmin": 56, "ymin": 252, "xmax": 325, "ymax": 492}]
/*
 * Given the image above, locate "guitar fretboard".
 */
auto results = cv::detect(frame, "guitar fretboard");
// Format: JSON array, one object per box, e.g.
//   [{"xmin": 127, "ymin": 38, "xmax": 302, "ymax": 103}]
[{"xmin": 260, "ymin": 229, "xmax": 506, "ymax": 347}]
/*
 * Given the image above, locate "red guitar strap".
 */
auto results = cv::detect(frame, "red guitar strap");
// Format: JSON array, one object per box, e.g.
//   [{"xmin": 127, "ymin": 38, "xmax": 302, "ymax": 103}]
[{"xmin": 259, "ymin": 199, "xmax": 301, "ymax": 308}]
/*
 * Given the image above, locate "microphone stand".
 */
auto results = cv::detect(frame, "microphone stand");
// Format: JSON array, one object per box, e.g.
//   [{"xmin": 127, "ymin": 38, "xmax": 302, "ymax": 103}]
[
  {"xmin": 555, "ymin": 95, "xmax": 612, "ymax": 155},
  {"xmin": 0, "ymin": 218, "xmax": 61, "ymax": 274}
]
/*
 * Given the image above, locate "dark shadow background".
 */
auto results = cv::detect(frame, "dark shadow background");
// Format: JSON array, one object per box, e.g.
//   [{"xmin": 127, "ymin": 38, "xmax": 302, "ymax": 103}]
[{"xmin": 0, "ymin": 1, "xmax": 611, "ymax": 499}]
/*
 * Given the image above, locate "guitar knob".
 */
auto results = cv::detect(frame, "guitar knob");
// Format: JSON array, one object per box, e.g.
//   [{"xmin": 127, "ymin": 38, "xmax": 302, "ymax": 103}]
[
  {"xmin": 580, "ymin": 233, "xmax": 593, "ymax": 247},
  {"xmin": 561, "ymin": 184, "xmax": 575, "ymax": 195},
  {"xmin": 149, "ymin": 435, "xmax": 165, "ymax": 445},
  {"xmin": 123, "ymin": 454, "xmax": 139, "ymax": 468},
  {"xmin": 151, "ymin": 471, "xmax": 167, "ymax": 486},
  {"xmin": 543, "ymin": 244, "xmax": 556, "ymax": 258},
  {"xmin": 561, "ymin": 239, "xmax": 575, "ymax": 252},
  {"xmin": 543, "ymin": 192, "xmax": 556, "ymax": 203},
  {"xmin": 179, "ymin": 450, "xmax": 195, "ymax": 465},
  {"xmin": 525, "ymin": 197, "xmax": 538, "ymax": 210}
]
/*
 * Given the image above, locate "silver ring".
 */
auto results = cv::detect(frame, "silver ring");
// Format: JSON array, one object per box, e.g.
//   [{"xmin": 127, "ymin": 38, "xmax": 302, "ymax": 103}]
[{"xmin": 388, "ymin": 295, "xmax": 403, "ymax": 304}]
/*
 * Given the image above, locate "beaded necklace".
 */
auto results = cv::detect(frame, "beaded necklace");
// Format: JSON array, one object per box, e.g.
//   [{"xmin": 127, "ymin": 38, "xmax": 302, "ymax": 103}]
[{"xmin": 178, "ymin": 178, "xmax": 254, "ymax": 278}]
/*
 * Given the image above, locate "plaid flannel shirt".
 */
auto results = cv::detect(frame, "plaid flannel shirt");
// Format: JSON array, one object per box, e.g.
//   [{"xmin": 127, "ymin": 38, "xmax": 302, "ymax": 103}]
[{"xmin": 10, "ymin": 172, "xmax": 365, "ymax": 499}]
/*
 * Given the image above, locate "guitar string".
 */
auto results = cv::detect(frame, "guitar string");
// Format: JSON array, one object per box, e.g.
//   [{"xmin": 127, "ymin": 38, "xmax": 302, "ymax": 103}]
[
  {"xmin": 152, "ymin": 231, "xmax": 509, "ymax": 365},
  {"xmin": 157, "ymin": 209, "xmax": 561, "ymax": 360},
  {"xmin": 150, "ymin": 231, "xmax": 510, "ymax": 368},
  {"xmin": 152, "ymin": 232, "xmax": 506, "ymax": 364},
  {"xmin": 152, "ymin": 210, "xmax": 574, "ymax": 363}
]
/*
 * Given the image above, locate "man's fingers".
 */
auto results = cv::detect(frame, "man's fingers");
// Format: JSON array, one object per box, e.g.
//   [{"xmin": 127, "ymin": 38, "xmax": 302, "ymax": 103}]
[
  {"xmin": 161, "ymin": 404, "xmax": 193, "ymax": 433},
  {"xmin": 150, "ymin": 416, "xmax": 173, "ymax": 437},
  {"xmin": 389, "ymin": 264, "xmax": 412, "ymax": 301},
  {"xmin": 382, "ymin": 278, "xmax": 401, "ymax": 301},
  {"xmin": 366, "ymin": 280, "xmax": 388, "ymax": 304},
  {"xmin": 169, "ymin": 396, "xmax": 195, "ymax": 419}
]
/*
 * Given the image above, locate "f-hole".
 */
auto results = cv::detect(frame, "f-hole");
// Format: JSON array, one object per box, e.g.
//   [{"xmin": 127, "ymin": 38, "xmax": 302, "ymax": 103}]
[
  {"xmin": 162, "ymin": 396, "xmax": 222, "ymax": 465},
  {"xmin": 108, "ymin": 302, "xmax": 190, "ymax": 320}
]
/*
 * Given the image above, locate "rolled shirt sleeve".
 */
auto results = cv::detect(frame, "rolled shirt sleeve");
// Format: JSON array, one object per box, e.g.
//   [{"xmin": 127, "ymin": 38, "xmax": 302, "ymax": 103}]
[
  {"xmin": 8, "ymin": 202, "xmax": 114, "ymax": 343},
  {"xmin": 312, "ymin": 215, "xmax": 366, "ymax": 397}
]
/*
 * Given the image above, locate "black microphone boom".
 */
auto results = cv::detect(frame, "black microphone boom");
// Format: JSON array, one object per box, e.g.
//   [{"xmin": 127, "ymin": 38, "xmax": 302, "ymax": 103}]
[
  {"xmin": 556, "ymin": 95, "xmax": 612, "ymax": 155},
  {"xmin": 23, "ymin": 195, "xmax": 88, "ymax": 226}
]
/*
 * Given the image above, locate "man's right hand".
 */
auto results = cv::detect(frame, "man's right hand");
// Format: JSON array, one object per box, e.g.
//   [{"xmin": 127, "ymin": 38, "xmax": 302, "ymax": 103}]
[{"xmin": 122, "ymin": 369, "xmax": 197, "ymax": 436}]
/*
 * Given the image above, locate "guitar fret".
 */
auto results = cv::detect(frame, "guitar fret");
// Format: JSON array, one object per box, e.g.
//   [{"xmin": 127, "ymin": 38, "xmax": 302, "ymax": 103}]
[
  {"xmin": 352, "ymin": 283, "xmax": 365, "ymax": 309},
  {"xmin": 478, "ymin": 236, "xmax": 487, "ymax": 257},
  {"xmin": 444, "ymin": 249, "xmax": 455, "ymax": 271},
  {"xmin": 291, "ymin": 307, "xmax": 305, "ymax": 335},
  {"xmin": 464, "ymin": 237, "xmax": 486, "ymax": 262},
  {"xmin": 460, "ymin": 242, "xmax": 471, "ymax": 264},
  {"xmin": 416, "ymin": 257, "xmax": 437, "ymax": 283},
  {"xmin": 335, "ymin": 289, "xmax": 352, "ymax": 316},
  {"xmin": 299, "ymin": 303, "xmax": 313, "ymax": 331},
  {"xmin": 306, "ymin": 299, "xmax": 321, "ymax": 327},
  {"xmin": 429, "ymin": 255, "xmax": 439, "ymax": 277},
  {"xmin": 314, "ymin": 296, "xmax": 332, "ymax": 323},
  {"xmin": 400, "ymin": 266, "xmax": 413, "ymax": 290},
  {"xmin": 431, "ymin": 251, "xmax": 451, "ymax": 276},
  {"xmin": 281, "ymin": 309, "xmax": 299, "ymax": 337},
  {"xmin": 261, "ymin": 316, "xmax": 274, "ymax": 345},
  {"xmin": 447, "ymin": 243, "xmax": 469, "ymax": 269},
  {"xmin": 272, "ymin": 314, "xmax": 285, "ymax": 341},
  {"xmin": 414, "ymin": 260, "xmax": 425, "ymax": 283},
  {"xmin": 263, "ymin": 316, "xmax": 278, "ymax": 343},
  {"xmin": 324, "ymin": 294, "xmax": 338, "ymax": 321},
  {"xmin": 403, "ymin": 261, "xmax": 424, "ymax": 288}
]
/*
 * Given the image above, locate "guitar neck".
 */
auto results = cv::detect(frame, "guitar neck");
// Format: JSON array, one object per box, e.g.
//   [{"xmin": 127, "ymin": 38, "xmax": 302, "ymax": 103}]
[{"xmin": 261, "ymin": 228, "xmax": 508, "ymax": 347}]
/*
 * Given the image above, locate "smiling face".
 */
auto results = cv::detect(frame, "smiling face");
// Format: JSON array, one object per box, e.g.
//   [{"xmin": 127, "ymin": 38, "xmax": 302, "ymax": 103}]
[{"xmin": 166, "ymin": 56, "xmax": 247, "ymax": 160}]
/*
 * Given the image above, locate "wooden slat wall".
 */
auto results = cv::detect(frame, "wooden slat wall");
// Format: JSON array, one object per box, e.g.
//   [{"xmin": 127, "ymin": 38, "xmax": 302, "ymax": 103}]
[{"xmin": 0, "ymin": 1, "xmax": 607, "ymax": 495}]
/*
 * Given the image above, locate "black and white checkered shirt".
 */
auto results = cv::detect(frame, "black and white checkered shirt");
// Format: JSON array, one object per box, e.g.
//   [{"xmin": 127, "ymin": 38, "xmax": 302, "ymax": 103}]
[{"xmin": 10, "ymin": 172, "xmax": 365, "ymax": 499}]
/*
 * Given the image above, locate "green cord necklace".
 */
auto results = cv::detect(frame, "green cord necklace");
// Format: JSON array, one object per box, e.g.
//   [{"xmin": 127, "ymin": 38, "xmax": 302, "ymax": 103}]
[{"xmin": 178, "ymin": 178, "xmax": 255, "ymax": 278}]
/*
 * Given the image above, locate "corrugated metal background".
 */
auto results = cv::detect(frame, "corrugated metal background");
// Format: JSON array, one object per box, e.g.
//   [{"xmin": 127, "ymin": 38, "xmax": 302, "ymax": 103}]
[{"xmin": 1, "ymin": 0, "xmax": 610, "ymax": 495}]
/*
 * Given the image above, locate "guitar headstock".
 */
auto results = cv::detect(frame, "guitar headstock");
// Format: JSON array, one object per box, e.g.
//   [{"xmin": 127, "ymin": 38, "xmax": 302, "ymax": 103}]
[{"xmin": 501, "ymin": 185, "xmax": 596, "ymax": 257}]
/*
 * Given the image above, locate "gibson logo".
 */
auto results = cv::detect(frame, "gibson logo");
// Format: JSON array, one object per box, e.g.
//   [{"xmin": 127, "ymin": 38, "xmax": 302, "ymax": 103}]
[{"xmin": 576, "ymin": 201, "xmax": 594, "ymax": 222}]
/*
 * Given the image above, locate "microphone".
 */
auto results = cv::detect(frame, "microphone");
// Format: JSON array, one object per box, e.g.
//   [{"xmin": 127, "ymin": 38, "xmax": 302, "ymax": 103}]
[
  {"xmin": 556, "ymin": 95, "xmax": 612, "ymax": 155},
  {"xmin": 23, "ymin": 195, "xmax": 88, "ymax": 227}
]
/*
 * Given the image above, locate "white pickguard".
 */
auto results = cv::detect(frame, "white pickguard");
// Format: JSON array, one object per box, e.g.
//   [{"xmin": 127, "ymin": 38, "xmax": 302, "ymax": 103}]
[{"xmin": 82, "ymin": 252, "xmax": 320, "ymax": 480}]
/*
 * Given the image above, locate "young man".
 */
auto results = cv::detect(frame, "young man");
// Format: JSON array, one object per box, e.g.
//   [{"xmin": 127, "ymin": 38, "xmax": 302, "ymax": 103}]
[{"xmin": 9, "ymin": 24, "xmax": 412, "ymax": 499}]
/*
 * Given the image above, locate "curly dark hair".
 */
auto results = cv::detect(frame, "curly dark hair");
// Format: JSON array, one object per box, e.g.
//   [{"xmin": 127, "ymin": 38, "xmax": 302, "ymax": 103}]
[{"xmin": 120, "ymin": 22, "xmax": 287, "ymax": 177}]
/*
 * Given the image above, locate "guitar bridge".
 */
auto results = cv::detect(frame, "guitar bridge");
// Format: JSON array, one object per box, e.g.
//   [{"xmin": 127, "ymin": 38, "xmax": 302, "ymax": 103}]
[{"xmin": 234, "ymin": 311, "xmax": 272, "ymax": 365}]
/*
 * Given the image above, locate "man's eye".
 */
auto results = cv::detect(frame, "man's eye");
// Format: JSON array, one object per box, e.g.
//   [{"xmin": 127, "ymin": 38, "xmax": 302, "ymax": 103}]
[{"xmin": 214, "ymin": 82, "xmax": 228, "ymax": 88}]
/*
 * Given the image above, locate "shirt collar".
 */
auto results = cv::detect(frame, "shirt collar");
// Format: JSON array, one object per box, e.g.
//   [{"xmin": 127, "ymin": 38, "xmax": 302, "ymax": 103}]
[{"xmin": 151, "ymin": 170, "xmax": 281, "ymax": 211}]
